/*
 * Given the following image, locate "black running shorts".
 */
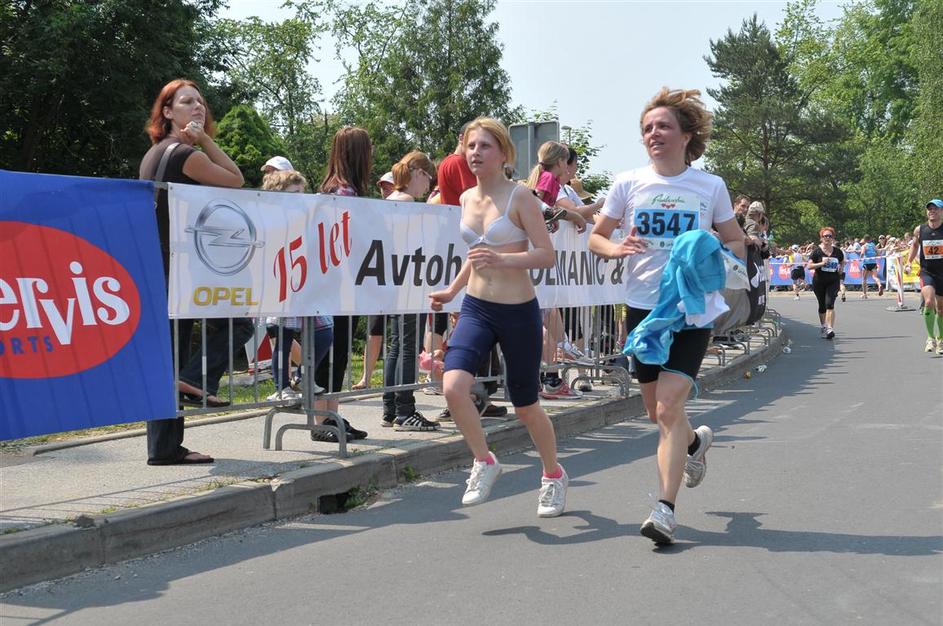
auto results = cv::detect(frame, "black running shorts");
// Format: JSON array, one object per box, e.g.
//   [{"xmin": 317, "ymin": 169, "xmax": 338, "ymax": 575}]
[{"xmin": 625, "ymin": 307, "xmax": 711, "ymax": 385}]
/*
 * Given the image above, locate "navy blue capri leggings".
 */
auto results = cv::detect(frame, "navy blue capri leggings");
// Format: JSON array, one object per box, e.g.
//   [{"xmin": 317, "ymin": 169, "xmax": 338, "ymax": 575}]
[{"xmin": 444, "ymin": 294, "xmax": 542, "ymax": 407}]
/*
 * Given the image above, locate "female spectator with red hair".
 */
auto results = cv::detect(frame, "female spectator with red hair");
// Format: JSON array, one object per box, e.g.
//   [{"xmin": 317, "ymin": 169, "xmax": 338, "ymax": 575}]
[{"xmin": 139, "ymin": 79, "xmax": 250, "ymax": 465}]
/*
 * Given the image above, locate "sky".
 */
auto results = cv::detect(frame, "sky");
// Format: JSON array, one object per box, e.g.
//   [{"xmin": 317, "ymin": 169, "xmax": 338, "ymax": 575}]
[{"xmin": 223, "ymin": 0, "xmax": 849, "ymax": 176}]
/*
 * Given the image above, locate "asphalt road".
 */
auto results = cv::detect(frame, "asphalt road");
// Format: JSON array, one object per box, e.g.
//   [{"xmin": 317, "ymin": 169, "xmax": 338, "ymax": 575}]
[{"xmin": 2, "ymin": 296, "xmax": 941, "ymax": 625}]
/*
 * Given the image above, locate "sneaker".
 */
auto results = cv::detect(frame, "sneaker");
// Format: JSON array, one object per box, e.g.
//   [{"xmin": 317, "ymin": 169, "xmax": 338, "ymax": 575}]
[
  {"xmin": 540, "ymin": 380, "xmax": 582, "ymax": 400},
  {"xmin": 266, "ymin": 388, "xmax": 302, "ymax": 403},
  {"xmin": 577, "ymin": 381, "xmax": 593, "ymax": 393},
  {"xmin": 436, "ymin": 408, "xmax": 453, "ymax": 422},
  {"xmin": 288, "ymin": 375, "xmax": 325, "ymax": 395},
  {"xmin": 936, "ymin": 339, "xmax": 943, "ymax": 356},
  {"xmin": 640, "ymin": 501, "xmax": 677, "ymax": 545},
  {"xmin": 481, "ymin": 403, "xmax": 508, "ymax": 417},
  {"xmin": 381, "ymin": 415, "xmax": 396, "ymax": 428},
  {"xmin": 841, "ymin": 293, "xmax": 846, "ymax": 302},
  {"xmin": 860, "ymin": 294, "xmax": 868, "ymax": 299},
  {"xmin": 925, "ymin": 338, "xmax": 936, "ymax": 353},
  {"xmin": 826, "ymin": 327, "xmax": 835, "ymax": 340},
  {"xmin": 557, "ymin": 341, "xmax": 593, "ymax": 365},
  {"xmin": 311, "ymin": 417, "xmax": 368, "ymax": 442},
  {"xmin": 684, "ymin": 425, "xmax": 714, "ymax": 488},
  {"xmin": 394, "ymin": 411, "xmax": 440, "ymax": 431},
  {"xmin": 462, "ymin": 453, "xmax": 502, "ymax": 506},
  {"xmin": 878, "ymin": 284, "xmax": 884, "ymax": 296},
  {"xmin": 422, "ymin": 385, "xmax": 443, "ymax": 396},
  {"xmin": 793, "ymin": 294, "xmax": 800, "ymax": 300},
  {"xmin": 537, "ymin": 467, "xmax": 569, "ymax": 518},
  {"xmin": 820, "ymin": 326, "xmax": 828, "ymax": 338}
]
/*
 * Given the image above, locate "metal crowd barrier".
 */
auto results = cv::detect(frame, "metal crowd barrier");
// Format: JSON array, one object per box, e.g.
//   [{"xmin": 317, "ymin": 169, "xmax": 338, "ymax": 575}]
[
  {"xmin": 171, "ymin": 304, "xmax": 635, "ymax": 458},
  {"xmin": 171, "ymin": 300, "xmax": 783, "ymax": 459}
]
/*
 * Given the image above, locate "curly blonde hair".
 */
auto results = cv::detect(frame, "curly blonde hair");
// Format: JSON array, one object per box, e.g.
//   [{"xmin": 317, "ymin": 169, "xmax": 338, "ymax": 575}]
[
  {"xmin": 262, "ymin": 170, "xmax": 307, "ymax": 191},
  {"xmin": 640, "ymin": 87, "xmax": 713, "ymax": 165}
]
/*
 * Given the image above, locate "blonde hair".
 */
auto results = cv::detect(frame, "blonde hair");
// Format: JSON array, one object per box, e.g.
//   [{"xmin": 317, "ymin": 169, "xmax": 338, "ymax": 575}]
[
  {"xmin": 640, "ymin": 87, "xmax": 713, "ymax": 165},
  {"xmin": 525, "ymin": 140, "xmax": 569, "ymax": 189},
  {"xmin": 462, "ymin": 117, "xmax": 516, "ymax": 169},
  {"xmin": 262, "ymin": 170, "xmax": 307, "ymax": 191},
  {"xmin": 391, "ymin": 150, "xmax": 436, "ymax": 191}
]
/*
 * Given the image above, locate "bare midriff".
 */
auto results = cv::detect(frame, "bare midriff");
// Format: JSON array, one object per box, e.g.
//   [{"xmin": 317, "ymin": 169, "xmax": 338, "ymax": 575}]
[{"xmin": 466, "ymin": 240, "xmax": 536, "ymax": 305}]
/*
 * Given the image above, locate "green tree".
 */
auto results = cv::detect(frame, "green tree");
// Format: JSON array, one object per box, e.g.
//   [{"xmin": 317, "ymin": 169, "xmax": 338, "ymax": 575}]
[
  {"xmin": 210, "ymin": 10, "xmax": 336, "ymax": 188},
  {"xmin": 704, "ymin": 15, "xmax": 857, "ymax": 242},
  {"xmin": 0, "ymin": 0, "xmax": 226, "ymax": 177},
  {"xmin": 330, "ymin": 0, "xmax": 516, "ymax": 186},
  {"xmin": 908, "ymin": 0, "xmax": 943, "ymax": 204},
  {"xmin": 779, "ymin": 0, "xmax": 926, "ymax": 236},
  {"xmin": 530, "ymin": 104, "xmax": 611, "ymax": 193},
  {"xmin": 212, "ymin": 16, "xmax": 323, "ymax": 138},
  {"xmin": 214, "ymin": 105, "xmax": 286, "ymax": 188}
]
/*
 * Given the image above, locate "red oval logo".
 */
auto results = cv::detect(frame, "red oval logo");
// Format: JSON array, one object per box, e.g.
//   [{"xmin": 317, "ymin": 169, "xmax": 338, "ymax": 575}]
[{"xmin": 0, "ymin": 222, "xmax": 141, "ymax": 378}]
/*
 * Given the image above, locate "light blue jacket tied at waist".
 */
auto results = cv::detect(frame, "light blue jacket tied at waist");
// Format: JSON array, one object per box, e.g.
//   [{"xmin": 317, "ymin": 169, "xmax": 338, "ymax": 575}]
[{"xmin": 623, "ymin": 229, "xmax": 730, "ymax": 369}]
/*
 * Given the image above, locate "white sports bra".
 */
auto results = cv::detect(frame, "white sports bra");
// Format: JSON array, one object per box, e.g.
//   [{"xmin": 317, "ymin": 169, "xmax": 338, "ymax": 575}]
[{"xmin": 460, "ymin": 185, "xmax": 529, "ymax": 247}]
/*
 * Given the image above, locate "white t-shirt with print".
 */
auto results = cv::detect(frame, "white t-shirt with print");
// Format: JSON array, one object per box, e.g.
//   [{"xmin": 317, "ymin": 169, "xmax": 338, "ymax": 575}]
[{"xmin": 600, "ymin": 165, "xmax": 735, "ymax": 309}]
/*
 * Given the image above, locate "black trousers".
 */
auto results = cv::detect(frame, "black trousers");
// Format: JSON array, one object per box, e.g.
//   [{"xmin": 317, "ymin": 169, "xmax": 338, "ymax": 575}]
[
  {"xmin": 382, "ymin": 314, "xmax": 426, "ymax": 418},
  {"xmin": 147, "ymin": 318, "xmax": 253, "ymax": 463}
]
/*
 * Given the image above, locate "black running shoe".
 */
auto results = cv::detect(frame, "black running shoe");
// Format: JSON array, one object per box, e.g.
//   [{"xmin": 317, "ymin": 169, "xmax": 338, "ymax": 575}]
[
  {"xmin": 394, "ymin": 411, "xmax": 440, "ymax": 431},
  {"xmin": 311, "ymin": 417, "xmax": 368, "ymax": 442},
  {"xmin": 481, "ymin": 403, "xmax": 508, "ymax": 417}
]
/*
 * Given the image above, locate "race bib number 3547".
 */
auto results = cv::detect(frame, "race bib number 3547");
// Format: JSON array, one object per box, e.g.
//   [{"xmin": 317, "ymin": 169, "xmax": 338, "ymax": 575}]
[{"xmin": 633, "ymin": 193, "xmax": 702, "ymax": 250}]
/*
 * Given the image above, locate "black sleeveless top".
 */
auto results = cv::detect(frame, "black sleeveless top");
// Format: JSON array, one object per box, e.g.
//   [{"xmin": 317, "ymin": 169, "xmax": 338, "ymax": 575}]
[
  {"xmin": 918, "ymin": 222, "xmax": 943, "ymax": 277},
  {"xmin": 139, "ymin": 137, "xmax": 197, "ymax": 277}
]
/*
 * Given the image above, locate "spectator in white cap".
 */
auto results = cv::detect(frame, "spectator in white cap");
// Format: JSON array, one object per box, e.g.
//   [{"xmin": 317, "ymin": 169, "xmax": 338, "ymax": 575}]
[
  {"xmin": 261, "ymin": 155, "xmax": 294, "ymax": 174},
  {"xmin": 377, "ymin": 171, "xmax": 395, "ymax": 198}
]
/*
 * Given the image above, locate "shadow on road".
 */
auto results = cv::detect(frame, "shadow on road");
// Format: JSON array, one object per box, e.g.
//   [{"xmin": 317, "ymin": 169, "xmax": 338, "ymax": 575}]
[{"xmin": 5, "ymin": 315, "xmax": 939, "ymax": 619}]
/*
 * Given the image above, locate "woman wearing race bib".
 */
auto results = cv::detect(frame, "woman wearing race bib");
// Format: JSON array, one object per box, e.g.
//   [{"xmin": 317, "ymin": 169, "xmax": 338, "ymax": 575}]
[
  {"xmin": 428, "ymin": 118, "xmax": 569, "ymax": 517},
  {"xmin": 859, "ymin": 235, "xmax": 884, "ymax": 299},
  {"xmin": 588, "ymin": 87, "xmax": 746, "ymax": 545},
  {"xmin": 807, "ymin": 227, "xmax": 844, "ymax": 340}
]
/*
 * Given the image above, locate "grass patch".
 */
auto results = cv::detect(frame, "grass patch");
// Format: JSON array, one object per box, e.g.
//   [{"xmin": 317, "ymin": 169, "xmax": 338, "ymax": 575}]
[
  {"xmin": 340, "ymin": 481, "xmax": 379, "ymax": 511},
  {"xmin": 402, "ymin": 465, "xmax": 420, "ymax": 482}
]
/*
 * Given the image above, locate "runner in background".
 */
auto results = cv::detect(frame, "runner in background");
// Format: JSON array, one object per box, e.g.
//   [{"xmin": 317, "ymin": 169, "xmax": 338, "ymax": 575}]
[
  {"xmin": 429, "ymin": 117, "xmax": 568, "ymax": 517},
  {"xmin": 859, "ymin": 235, "xmax": 884, "ymax": 299},
  {"xmin": 807, "ymin": 227, "xmax": 844, "ymax": 340},
  {"xmin": 789, "ymin": 244, "xmax": 806, "ymax": 300},
  {"xmin": 907, "ymin": 199, "xmax": 943, "ymax": 354}
]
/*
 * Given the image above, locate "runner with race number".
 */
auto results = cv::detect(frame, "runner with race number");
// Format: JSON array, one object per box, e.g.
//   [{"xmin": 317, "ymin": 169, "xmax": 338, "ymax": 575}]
[{"xmin": 589, "ymin": 88, "xmax": 747, "ymax": 545}]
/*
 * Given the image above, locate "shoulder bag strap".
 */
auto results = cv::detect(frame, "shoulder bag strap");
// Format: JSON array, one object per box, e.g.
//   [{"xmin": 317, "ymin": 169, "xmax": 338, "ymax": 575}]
[{"xmin": 154, "ymin": 142, "xmax": 181, "ymax": 184}]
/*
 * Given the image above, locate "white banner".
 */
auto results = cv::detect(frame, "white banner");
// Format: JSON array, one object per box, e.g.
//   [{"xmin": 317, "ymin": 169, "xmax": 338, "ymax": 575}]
[{"xmin": 168, "ymin": 184, "xmax": 626, "ymax": 318}]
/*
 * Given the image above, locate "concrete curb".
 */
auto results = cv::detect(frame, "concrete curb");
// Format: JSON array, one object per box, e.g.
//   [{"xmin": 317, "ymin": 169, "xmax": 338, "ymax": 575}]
[{"xmin": 0, "ymin": 330, "xmax": 786, "ymax": 592}]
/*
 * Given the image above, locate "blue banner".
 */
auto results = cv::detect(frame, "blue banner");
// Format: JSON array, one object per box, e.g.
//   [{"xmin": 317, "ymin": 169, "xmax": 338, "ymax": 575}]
[
  {"xmin": 0, "ymin": 171, "xmax": 175, "ymax": 440},
  {"xmin": 770, "ymin": 253, "xmax": 886, "ymax": 287}
]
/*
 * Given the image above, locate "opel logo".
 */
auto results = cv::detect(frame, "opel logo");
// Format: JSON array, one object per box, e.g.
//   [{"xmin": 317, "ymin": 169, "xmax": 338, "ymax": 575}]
[{"xmin": 185, "ymin": 200, "xmax": 264, "ymax": 276}]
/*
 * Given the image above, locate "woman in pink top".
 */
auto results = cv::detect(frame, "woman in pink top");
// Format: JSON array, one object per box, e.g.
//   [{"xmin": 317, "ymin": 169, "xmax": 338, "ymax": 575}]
[{"xmin": 526, "ymin": 141, "xmax": 568, "ymax": 206}]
